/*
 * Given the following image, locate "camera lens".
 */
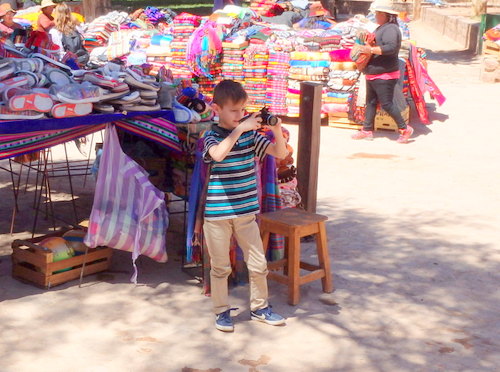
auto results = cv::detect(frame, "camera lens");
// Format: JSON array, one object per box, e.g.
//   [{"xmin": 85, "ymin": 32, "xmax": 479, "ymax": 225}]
[{"xmin": 267, "ymin": 115, "xmax": 279, "ymax": 126}]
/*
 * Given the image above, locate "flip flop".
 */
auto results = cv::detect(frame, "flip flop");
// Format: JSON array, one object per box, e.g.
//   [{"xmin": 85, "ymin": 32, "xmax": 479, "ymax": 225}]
[
  {"xmin": 0, "ymin": 76, "xmax": 30, "ymax": 93},
  {"xmin": 140, "ymin": 98, "xmax": 157, "ymax": 106},
  {"xmin": 0, "ymin": 104, "xmax": 44, "ymax": 120},
  {"xmin": 120, "ymin": 103, "xmax": 161, "ymax": 112},
  {"xmin": 13, "ymin": 70, "xmax": 38, "ymax": 87},
  {"xmin": 139, "ymin": 90, "xmax": 158, "ymax": 99},
  {"xmin": 93, "ymin": 103, "xmax": 115, "ymax": 113},
  {"xmin": 9, "ymin": 93, "xmax": 54, "ymax": 112},
  {"xmin": 0, "ymin": 64, "xmax": 15, "ymax": 80},
  {"xmin": 31, "ymin": 53, "xmax": 71, "ymax": 72},
  {"xmin": 51, "ymin": 102, "xmax": 93, "ymax": 118},
  {"xmin": 46, "ymin": 69, "xmax": 72, "ymax": 86},
  {"xmin": 172, "ymin": 99, "xmax": 193, "ymax": 123}
]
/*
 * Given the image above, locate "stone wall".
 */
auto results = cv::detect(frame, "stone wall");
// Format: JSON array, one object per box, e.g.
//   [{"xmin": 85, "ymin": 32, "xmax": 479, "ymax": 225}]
[{"xmin": 421, "ymin": 6, "xmax": 480, "ymax": 53}]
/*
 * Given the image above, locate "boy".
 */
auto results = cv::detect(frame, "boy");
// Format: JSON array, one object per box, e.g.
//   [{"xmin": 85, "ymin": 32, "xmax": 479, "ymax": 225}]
[{"xmin": 203, "ymin": 80, "xmax": 288, "ymax": 332}]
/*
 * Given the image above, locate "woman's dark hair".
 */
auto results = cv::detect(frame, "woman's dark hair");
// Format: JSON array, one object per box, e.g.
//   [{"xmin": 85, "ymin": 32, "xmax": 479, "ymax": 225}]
[{"xmin": 388, "ymin": 14, "xmax": 399, "ymax": 25}]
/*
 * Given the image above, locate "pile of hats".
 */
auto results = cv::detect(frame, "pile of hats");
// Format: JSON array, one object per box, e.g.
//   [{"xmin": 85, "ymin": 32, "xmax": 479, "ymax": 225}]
[
  {"xmin": 243, "ymin": 44, "xmax": 269, "ymax": 112},
  {"xmin": 170, "ymin": 13, "xmax": 201, "ymax": 79},
  {"xmin": 221, "ymin": 40, "xmax": 248, "ymax": 84},
  {"xmin": 265, "ymin": 50, "xmax": 290, "ymax": 116}
]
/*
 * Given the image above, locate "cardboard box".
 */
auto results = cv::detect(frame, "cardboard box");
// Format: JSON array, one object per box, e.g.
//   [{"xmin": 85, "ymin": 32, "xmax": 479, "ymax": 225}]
[{"xmin": 374, "ymin": 106, "xmax": 410, "ymax": 132}]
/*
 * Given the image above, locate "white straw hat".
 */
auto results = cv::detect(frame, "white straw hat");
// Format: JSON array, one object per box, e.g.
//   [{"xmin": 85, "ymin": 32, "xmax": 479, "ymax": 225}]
[
  {"xmin": 371, "ymin": 0, "xmax": 399, "ymax": 15},
  {"xmin": 40, "ymin": 0, "xmax": 57, "ymax": 9}
]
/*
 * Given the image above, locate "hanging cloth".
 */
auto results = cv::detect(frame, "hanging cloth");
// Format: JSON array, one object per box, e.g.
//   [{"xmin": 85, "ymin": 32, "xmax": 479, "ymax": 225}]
[{"xmin": 84, "ymin": 124, "xmax": 168, "ymax": 283}]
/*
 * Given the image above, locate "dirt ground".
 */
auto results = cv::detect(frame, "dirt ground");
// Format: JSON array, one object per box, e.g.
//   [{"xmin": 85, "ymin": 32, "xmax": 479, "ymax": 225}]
[{"xmin": 1, "ymin": 22, "xmax": 499, "ymax": 372}]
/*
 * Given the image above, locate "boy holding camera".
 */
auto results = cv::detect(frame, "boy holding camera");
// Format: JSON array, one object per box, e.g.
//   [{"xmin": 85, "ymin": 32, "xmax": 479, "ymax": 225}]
[{"xmin": 203, "ymin": 80, "xmax": 288, "ymax": 332}]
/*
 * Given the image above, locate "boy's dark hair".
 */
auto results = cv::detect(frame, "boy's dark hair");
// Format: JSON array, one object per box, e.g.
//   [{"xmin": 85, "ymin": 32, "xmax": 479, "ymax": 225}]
[{"xmin": 213, "ymin": 80, "xmax": 248, "ymax": 107}]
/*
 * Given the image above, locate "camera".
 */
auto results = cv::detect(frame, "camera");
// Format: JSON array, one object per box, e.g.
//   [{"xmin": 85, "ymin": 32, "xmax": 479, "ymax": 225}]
[
  {"xmin": 240, "ymin": 107, "xmax": 279, "ymax": 126},
  {"xmin": 259, "ymin": 107, "xmax": 279, "ymax": 126}
]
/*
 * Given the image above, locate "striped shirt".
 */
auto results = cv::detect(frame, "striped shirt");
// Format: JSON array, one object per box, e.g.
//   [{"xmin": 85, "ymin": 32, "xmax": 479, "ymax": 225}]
[{"xmin": 203, "ymin": 125, "xmax": 271, "ymax": 221}]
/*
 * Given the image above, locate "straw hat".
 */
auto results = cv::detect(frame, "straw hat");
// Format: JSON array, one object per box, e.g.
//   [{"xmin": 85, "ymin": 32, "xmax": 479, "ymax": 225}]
[
  {"xmin": 0, "ymin": 3, "xmax": 16, "ymax": 17},
  {"xmin": 371, "ymin": 0, "xmax": 399, "ymax": 15},
  {"xmin": 40, "ymin": 0, "xmax": 57, "ymax": 9}
]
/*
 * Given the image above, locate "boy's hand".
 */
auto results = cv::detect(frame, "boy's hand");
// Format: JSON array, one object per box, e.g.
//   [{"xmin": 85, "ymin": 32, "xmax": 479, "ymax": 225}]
[
  {"xmin": 238, "ymin": 112, "xmax": 262, "ymax": 133},
  {"xmin": 267, "ymin": 117, "xmax": 283, "ymax": 134}
]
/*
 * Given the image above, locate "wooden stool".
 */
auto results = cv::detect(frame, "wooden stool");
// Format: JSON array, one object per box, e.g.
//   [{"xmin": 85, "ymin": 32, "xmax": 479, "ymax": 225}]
[{"xmin": 260, "ymin": 208, "xmax": 334, "ymax": 305}]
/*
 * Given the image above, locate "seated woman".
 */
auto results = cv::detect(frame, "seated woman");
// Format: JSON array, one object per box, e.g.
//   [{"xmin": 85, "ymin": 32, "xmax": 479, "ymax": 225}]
[
  {"xmin": 49, "ymin": 2, "xmax": 88, "ymax": 64},
  {"xmin": 0, "ymin": 3, "xmax": 22, "ymax": 36}
]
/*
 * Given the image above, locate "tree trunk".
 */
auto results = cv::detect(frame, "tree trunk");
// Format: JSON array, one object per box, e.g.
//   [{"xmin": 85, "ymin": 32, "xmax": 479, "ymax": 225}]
[
  {"xmin": 83, "ymin": 0, "xmax": 112, "ymax": 23},
  {"xmin": 472, "ymin": 0, "xmax": 488, "ymax": 17}
]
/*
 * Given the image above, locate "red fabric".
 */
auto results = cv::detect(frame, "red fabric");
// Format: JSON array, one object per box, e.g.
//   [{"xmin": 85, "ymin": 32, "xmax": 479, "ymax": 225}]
[
  {"xmin": 366, "ymin": 70, "xmax": 401, "ymax": 80},
  {"xmin": 406, "ymin": 59, "xmax": 429, "ymax": 124}
]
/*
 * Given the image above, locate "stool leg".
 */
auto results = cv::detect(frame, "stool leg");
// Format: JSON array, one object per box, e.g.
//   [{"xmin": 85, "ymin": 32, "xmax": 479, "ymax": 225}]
[
  {"xmin": 283, "ymin": 236, "xmax": 289, "ymax": 276},
  {"xmin": 261, "ymin": 229, "xmax": 271, "ymax": 254},
  {"xmin": 288, "ymin": 234, "xmax": 301, "ymax": 305},
  {"xmin": 317, "ymin": 222, "xmax": 334, "ymax": 293}
]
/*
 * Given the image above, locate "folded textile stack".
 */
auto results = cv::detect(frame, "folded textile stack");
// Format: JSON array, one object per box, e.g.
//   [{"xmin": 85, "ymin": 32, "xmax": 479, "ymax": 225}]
[
  {"xmin": 317, "ymin": 30, "xmax": 343, "ymax": 52},
  {"xmin": 327, "ymin": 60, "xmax": 358, "ymax": 91},
  {"xmin": 288, "ymin": 51, "xmax": 331, "ymax": 82},
  {"xmin": 198, "ymin": 68, "xmax": 222, "ymax": 99},
  {"xmin": 243, "ymin": 44, "xmax": 269, "ymax": 112},
  {"xmin": 322, "ymin": 90, "xmax": 351, "ymax": 116},
  {"xmin": 146, "ymin": 34, "xmax": 174, "ymax": 76},
  {"xmin": 170, "ymin": 13, "xmax": 201, "ymax": 79},
  {"xmin": 250, "ymin": 0, "xmax": 278, "ymax": 15},
  {"xmin": 286, "ymin": 51, "xmax": 330, "ymax": 117},
  {"xmin": 221, "ymin": 41, "xmax": 248, "ymax": 83},
  {"xmin": 266, "ymin": 50, "xmax": 290, "ymax": 116},
  {"xmin": 83, "ymin": 12, "xmax": 128, "ymax": 53}
]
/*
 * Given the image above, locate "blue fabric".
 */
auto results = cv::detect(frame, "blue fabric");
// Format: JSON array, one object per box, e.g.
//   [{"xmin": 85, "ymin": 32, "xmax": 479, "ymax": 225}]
[
  {"xmin": 0, "ymin": 110, "xmax": 175, "ymax": 135},
  {"xmin": 185, "ymin": 139, "xmax": 206, "ymax": 263}
]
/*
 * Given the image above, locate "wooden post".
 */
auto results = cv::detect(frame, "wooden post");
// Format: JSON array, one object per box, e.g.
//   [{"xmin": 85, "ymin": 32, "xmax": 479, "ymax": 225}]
[
  {"xmin": 413, "ymin": 0, "xmax": 422, "ymax": 21},
  {"xmin": 82, "ymin": 0, "xmax": 112, "ymax": 23},
  {"xmin": 297, "ymin": 82, "xmax": 322, "ymax": 213}
]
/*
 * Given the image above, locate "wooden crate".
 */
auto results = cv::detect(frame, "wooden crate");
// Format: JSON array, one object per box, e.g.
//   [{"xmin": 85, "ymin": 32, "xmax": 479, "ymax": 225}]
[
  {"xmin": 374, "ymin": 106, "xmax": 410, "ymax": 132},
  {"xmin": 483, "ymin": 40, "xmax": 500, "ymax": 60},
  {"xmin": 11, "ymin": 230, "xmax": 112, "ymax": 289},
  {"xmin": 328, "ymin": 115, "xmax": 362, "ymax": 130}
]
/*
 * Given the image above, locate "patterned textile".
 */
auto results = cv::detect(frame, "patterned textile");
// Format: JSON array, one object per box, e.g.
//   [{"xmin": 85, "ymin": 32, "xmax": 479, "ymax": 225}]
[
  {"xmin": 0, "ymin": 124, "xmax": 105, "ymax": 160},
  {"xmin": 113, "ymin": 116, "xmax": 182, "ymax": 153},
  {"xmin": 0, "ymin": 112, "xmax": 179, "ymax": 160},
  {"xmin": 85, "ymin": 125, "xmax": 168, "ymax": 284}
]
